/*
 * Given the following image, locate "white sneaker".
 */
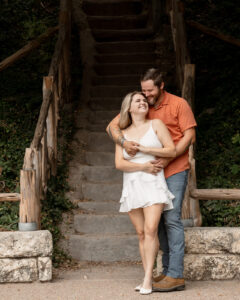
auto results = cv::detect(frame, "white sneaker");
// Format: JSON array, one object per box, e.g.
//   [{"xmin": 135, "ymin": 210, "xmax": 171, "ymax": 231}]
[{"xmin": 139, "ymin": 287, "xmax": 152, "ymax": 295}]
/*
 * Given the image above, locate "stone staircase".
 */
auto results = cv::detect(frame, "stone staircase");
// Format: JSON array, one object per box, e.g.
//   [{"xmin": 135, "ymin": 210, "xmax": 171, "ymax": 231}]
[{"xmin": 66, "ymin": 0, "xmax": 176, "ymax": 262}]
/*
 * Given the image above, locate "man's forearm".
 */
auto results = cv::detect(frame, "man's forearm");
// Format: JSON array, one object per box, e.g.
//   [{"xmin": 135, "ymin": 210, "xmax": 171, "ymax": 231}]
[{"xmin": 107, "ymin": 124, "xmax": 125, "ymax": 146}]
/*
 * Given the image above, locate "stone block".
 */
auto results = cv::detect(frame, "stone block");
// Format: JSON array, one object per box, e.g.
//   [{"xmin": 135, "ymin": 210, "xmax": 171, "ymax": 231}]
[
  {"xmin": 156, "ymin": 227, "xmax": 240, "ymax": 280},
  {"xmin": 185, "ymin": 227, "xmax": 240, "ymax": 254},
  {"xmin": 184, "ymin": 254, "xmax": 240, "ymax": 280},
  {"xmin": 0, "ymin": 230, "xmax": 53, "ymax": 258},
  {"xmin": 0, "ymin": 258, "xmax": 37, "ymax": 282},
  {"xmin": 157, "ymin": 253, "xmax": 240, "ymax": 280},
  {"xmin": 38, "ymin": 257, "xmax": 52, "ymax": 281}
]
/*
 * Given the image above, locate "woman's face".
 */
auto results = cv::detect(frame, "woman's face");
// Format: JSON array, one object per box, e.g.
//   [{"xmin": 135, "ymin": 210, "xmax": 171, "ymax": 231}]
[{"xmin": 129, "ymin": 93, "xmax": 148, "ymax": 115}]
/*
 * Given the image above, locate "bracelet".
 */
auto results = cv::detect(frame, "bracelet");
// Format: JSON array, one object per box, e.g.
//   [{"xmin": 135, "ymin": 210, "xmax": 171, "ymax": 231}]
[{"xmin": 120, "ymin": 137, "xmax": 126, "ymax": 147}]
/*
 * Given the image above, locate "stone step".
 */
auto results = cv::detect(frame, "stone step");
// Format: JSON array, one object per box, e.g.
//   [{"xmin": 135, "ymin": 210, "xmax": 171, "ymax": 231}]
[
  {"xmin": 85, "ymin": 151, "xmax": 115, "ymax": 166},
  {"xmin": 69, "ymin": 165, "xmax": 122, "ymax": 183},
  {"xmin": 92, "ymin": 28, "xmax": 154, "ymax": 42},
  {"xmin": 88, "ymin": 13, "xmax": 148, "ymax": 30},
  {"xmin": 74, "ymin": 131, "xmax": 115, "ymax": 152},
  {"xmin": 70, "ymin": 234, "xmax": 140, "ymax": 262},
  {"xmin": 94, "ymin": 63, "xmax": 154, "ymax": 76},
  {"xmin": 92, "ymin": 75, "xmax": 140, "ymax": 86},
  {"xmin": 89, "ymin": 97, "xmax": 123, "ymax": 110},
  {"xmin": 75, "ymin": 120, "xmax": 108, "ymax": 132},
  {"xmin": 82, "ymin": 0, "xmax": 143, "ymax": 17},
  {"xmin": 95, "ymin": 41, "xmax": 155, "ymax": 54},
  {"xmin": 91, "ymin": 110, "xmax": 119, "ymax": 122},
  {"xmin": 75, "ymin": 110, "xmax": 119, "ymax": 125},
  {"xmin": 90, "ymin": 85, "xmax": 139, "ymax": 98},
  {"xmin": 74, "ymin": 214, "xmax": 135, "ymax": 234},
  {"xmin": 82, "ymin": 182, "xmax": 122, "ymax": 201},
  {"xmin": 78, "ymin": 201, "xmax": 119, "ymax": 213},
  {"xmin": 94, "ymin": 52, "xmax": 156, "ymax": 64}
]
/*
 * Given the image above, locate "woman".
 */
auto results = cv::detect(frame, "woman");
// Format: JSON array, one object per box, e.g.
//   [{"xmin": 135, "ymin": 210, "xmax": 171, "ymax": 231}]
[{"xmin": 115, "ymin": 91, "xmax": 176, "ymax": 295}]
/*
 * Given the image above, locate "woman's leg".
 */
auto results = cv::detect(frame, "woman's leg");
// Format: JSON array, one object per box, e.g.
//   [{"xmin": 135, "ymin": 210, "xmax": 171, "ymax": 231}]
[
  {"xmin": 142, "ymin": 204, "xmax": 164, "ymax": 289},
  {"xmin": 128, "ymin": 208, "xmax": 146, "ymax": 272}
]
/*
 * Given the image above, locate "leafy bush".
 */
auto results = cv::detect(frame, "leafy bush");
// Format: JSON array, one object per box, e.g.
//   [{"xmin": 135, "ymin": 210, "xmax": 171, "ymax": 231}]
[{"xmin": 185, "ymin": 0, "xmax": 240, "ymax": 226}]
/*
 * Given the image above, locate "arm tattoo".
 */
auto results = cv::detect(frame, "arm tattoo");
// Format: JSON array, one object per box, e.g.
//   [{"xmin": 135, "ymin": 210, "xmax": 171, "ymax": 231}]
[{"xmin": 108, "ymin": 126, "xmax": 124, "ymax": 146}]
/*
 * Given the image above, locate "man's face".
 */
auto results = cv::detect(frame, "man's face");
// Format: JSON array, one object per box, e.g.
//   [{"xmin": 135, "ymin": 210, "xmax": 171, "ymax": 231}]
[{"xmin": 141, "ymin": 80, "xmax": 160, "ymax": 106}]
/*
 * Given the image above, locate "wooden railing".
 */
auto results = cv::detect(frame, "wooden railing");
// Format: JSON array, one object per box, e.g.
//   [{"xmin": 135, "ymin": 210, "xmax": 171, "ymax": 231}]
[
  {"xmin": 167, "ymin": 0, "xmax": 240, "ymax": 226},
  {"xmin": 0, "ymin": 0, "xmax": 71, "ymax": 229}
]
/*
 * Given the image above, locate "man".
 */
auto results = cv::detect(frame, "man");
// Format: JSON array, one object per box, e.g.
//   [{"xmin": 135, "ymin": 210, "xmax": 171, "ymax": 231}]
[{"xmin": 106, "ymin": 68, "xmax": 196, "ymax": 292}]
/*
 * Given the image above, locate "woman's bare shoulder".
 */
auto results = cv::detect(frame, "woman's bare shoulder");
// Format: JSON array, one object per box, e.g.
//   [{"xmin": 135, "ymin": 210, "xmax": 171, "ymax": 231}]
[{"xmin": 152, "ymin": 119, "xmax": 165, "ymax": 129}]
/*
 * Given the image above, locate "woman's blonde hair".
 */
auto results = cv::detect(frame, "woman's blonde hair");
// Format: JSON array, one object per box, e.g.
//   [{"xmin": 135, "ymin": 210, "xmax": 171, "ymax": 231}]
[{"xmin": 119, "ymin": 91, "xmax": 146, "ymax": 129}]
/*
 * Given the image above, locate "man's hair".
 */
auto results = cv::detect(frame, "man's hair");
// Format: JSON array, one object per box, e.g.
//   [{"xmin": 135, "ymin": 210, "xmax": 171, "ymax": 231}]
[{"xmin": 140, "ymin": 68, "xmax": 164, "ymax": 88}]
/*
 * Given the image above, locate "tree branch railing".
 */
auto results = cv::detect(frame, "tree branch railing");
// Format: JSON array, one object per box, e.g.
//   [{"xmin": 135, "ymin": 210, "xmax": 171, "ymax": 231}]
[
  {"xmin": 0, "ymin": 0, "xmax": 71, "ymax": 230},
  {"xmin": 167, "ymin": 0, "xmax": 240, "ymax": 226}
]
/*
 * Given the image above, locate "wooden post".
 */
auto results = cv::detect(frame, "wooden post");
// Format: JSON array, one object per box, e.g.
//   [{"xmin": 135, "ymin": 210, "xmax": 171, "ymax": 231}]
[
  {"xmin": 46, "ymin": 102, "xmax": 57, "ymax": 175},
  {"xmin": 41, "ymin": 130, "xmax": 49, "ymax": 192},
  {"xmin": 181, "ymin": 64, "xmax": 202, "ymax": 226},
  {"xmin": 31, "ymin": 76, "xmax": 53, "ymax": 149},
  {"xmin": 170, "ymin": 0, "xmax": 190, "ymax": 88},
  {"xmin": 19, "ymin": 169, "xmax": 41, "ymax": 229}
]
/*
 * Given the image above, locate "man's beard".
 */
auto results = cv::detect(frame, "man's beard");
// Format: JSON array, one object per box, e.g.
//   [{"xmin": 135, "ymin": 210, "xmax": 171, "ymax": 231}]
[{"xmin": 147, "ymin": 91, "xmax": 161, "ymax": 106}]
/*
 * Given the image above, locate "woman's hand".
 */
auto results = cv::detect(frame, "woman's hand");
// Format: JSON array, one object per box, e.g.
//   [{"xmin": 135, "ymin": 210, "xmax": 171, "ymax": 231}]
[
  {"xmin": 142, "ymin": 161, "xmax": 161, "ymax": 175},
  {"xmin": 136, "ymin": 144, "xmax": 149, "ymax": 153}
]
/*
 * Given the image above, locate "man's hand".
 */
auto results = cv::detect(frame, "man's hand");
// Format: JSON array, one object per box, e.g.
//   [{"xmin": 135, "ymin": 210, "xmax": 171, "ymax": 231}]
[
  {"xmin": 150, "ymin": 157, "xmax": 173, "ymax": 172},
  {"xmin": 123, "ymin": 141, "xmax": 139, "ymax": 157}
]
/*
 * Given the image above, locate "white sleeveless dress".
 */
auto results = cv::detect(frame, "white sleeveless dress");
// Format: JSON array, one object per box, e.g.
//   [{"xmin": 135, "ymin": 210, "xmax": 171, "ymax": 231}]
[{"xmin": 119, "ymin": 121, "xmax": 174, "ymax": 213}]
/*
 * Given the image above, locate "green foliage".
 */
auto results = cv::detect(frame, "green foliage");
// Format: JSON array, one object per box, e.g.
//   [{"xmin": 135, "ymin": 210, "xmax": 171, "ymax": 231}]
[
  {"xmin": 0, "ymin": 202, "xmax": 19, "ymax": 231},
  {"xmin": 185, "ymin": 0, "xmax": 240, "ymax": 226}
]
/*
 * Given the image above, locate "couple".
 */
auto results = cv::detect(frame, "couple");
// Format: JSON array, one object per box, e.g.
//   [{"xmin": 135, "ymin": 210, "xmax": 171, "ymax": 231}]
[{"xmin": 107, "ymin": 68, "xmax": 197, "ymax": 294}]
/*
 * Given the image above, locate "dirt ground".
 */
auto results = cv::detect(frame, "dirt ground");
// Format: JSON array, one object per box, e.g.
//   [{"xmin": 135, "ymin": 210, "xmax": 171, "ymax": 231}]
[{"xmin": 1, "ymin": 264, "xmax": 239, "ymax": 300}]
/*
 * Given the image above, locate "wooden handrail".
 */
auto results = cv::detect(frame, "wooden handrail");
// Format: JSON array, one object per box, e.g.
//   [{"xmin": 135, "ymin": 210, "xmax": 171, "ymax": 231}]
[
  {"xmin": 0, "ymin": 26, "xmax": 58, "ymax": 72},
  {"xmin": 190, "ymin": 189, "xmax": 240, "ymax": 201},
  {"xmin": 187, "ymin": 20, "xmax": 240, "ymax": 48},
  {"xmin": 18, "ymin": 0, "xmax": 72, "ymax": 228},
  {"xmin": 0, "ymin": 193, "xmax": 21, "ymax": 202}
]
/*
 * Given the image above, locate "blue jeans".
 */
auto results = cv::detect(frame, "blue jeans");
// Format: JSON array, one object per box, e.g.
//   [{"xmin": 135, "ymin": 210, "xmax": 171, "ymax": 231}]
[{"xmin": 158, "ymin": 170, "xmax": 189, "ymax": 278}]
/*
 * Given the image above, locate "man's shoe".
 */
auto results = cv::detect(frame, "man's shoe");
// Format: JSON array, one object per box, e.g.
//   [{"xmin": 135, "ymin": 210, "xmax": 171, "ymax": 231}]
[
  {"xmin": 152, "ymin": 276, "xmax": 185, "ymax": 292},
  {"xmin": 153, "ymin": 273, "xmax": 166, "ymax": 283}
]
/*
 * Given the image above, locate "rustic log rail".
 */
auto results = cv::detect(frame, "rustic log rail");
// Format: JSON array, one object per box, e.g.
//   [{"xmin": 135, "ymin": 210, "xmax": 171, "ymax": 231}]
[
  {"xmin": 0, "ymin": 0, "xmax": 71, "ymax": 230},
  {"xmin": 168, "ymin": 0, "xmax": 240, "ymax": 226}
]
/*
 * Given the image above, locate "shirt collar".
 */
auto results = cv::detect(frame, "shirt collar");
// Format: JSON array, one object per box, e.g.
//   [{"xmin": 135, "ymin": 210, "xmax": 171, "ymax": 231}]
[{"xmin": 153, "ymin": 91, "xmax": 169, "ymax": 110}]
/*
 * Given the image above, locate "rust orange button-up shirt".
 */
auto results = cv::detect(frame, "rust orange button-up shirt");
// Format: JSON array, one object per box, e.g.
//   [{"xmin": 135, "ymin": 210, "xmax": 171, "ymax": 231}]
[{"xmin": 148, "ymin": 91, "xmax": 197, "ymax": 178}]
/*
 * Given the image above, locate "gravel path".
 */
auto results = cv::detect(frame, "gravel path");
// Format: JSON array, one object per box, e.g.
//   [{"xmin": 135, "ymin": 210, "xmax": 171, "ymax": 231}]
[{"xmin": 1, "ymin": 264, "xmax": 239, "ymax": 300}]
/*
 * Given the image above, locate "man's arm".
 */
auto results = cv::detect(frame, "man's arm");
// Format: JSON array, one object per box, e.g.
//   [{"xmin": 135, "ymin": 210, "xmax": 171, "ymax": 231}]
[
  {"xmin": 106, "ymin": 115, "xmax": 124, "ymax": 145},
  {"xmin": 106, "ymin": 115, "xmax": 139, "ymax": 156},
  {"xmin": 152, "ymin": 127, "xmax": 196, "ymax": 169}
]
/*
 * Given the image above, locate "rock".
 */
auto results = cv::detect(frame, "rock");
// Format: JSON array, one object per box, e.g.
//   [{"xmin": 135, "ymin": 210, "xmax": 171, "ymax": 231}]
[
  {"xmin": 185, "ymin": 227, "xmax": 240, "ymax": 254},
  {"xmin": 0, "ymin": 258, "xmax": 37, "ymax": 282},
  {"xmin": 157, "ymin": 252, "xmax": 240, "ymax": 280},
  {"xmin": 0, "ymin": 230, "xmax": 52, "ymax": 258},
  {"xmin": 38, "ymin": 257, "xmax": 52, "ymax": 281},
  {"xmin": 156, "ymin": 227, "xmax": 240, "ymax": 280},
  {"xmin": 184, "ymin": 254, "xmax": 240, "ymax": 280}
]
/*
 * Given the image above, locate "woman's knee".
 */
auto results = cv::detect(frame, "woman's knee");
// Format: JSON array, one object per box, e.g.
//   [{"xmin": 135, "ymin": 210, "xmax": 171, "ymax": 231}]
[
  {"xmin": 136, "ymin": 229, "xmax": 145, "ymax": 241},
  {"xmin": 144, "ymin": 224, "xmax": 158, "ymax": 238}
]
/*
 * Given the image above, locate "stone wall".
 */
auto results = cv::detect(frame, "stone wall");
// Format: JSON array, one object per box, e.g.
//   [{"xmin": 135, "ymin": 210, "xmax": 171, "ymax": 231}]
[
  {"xmin": 0, "ymin": 230, "xmax": 52, "ymax": 283},
  {"xmin": 156, "ymin": 227, "xmax": 240, "ymax": 280}
]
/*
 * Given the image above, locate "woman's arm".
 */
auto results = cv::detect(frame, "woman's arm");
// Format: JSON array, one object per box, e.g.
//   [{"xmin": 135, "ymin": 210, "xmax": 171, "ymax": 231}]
[
  {"xmin": 137, "ymin": 119, "xmax": 176, "ymax": 157},
  {"xmin": 115, "ymin": 144, "xmax": 160, "ymax": 174}
]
